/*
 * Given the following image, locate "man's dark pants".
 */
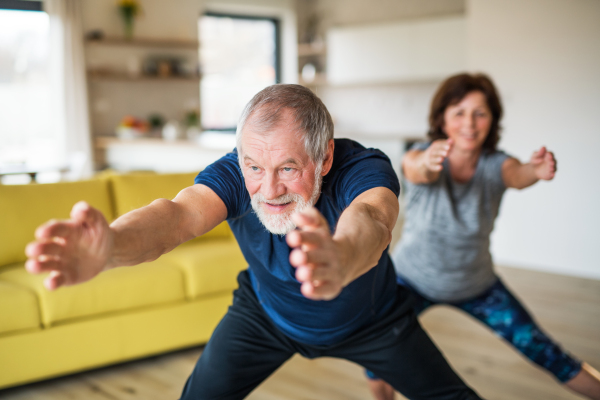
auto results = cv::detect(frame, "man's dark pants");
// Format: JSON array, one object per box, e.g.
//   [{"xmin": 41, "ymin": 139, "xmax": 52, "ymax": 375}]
[{"xmin": 180, "ymin": 270, "xmax": 482, "ymax": 400}]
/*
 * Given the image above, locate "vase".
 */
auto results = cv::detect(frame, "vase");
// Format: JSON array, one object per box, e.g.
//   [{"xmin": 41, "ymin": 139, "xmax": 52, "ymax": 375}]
[
  {"xmin": 120, "ymin": 6, "xmax": 135, "ymax": 39},
  {"xmin": 123, "ymin": 17, "xmax": 134, "ymax": 39}
]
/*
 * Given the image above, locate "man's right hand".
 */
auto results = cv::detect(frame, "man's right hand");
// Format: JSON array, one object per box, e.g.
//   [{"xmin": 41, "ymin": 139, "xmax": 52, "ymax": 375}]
[
  {"xmin": 25, "ymin": 201, "xmax": 113, "ymax": 291},
  {"xmin": 421, "ymin": 138, "xmax": 453, "ymax": 172}
]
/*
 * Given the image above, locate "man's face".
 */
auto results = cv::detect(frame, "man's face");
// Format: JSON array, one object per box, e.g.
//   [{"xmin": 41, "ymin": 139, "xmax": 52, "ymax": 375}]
[{"xmin": 240, "ymin": 110, "xmax": 326, "ymax": 235}]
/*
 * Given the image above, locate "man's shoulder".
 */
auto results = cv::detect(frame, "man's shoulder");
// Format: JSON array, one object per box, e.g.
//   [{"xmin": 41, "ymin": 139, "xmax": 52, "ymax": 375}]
[
  {"xmin": 331, "ymin": 138, "xmax": 392, "ymax": 172},
  {"xmin": 194, "ymin": 148, "xmax": 248, "ymax": 220},
  {"xmin": 333, "ymin": 138, "xmax": 365, "ymax": 155},
  {"xmin": 324, "ymin": 138, "xmax": 399, "ymax": 200},
  {"xmin": 206, "ymin": 149, "xmax": 240, "ymax": 172}
]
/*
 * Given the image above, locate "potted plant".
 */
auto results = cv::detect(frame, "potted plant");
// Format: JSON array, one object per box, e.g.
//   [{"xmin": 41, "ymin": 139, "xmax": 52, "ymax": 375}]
[{"xmin": 118, "ymin": 0, "xmax": 141, "ymax": 39}]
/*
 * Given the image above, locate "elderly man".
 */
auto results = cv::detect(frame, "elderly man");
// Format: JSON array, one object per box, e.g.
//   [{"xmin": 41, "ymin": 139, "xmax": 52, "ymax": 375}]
[{"xmin": 26, "ymin": 84, "xmax": 482, "ymax": 400}]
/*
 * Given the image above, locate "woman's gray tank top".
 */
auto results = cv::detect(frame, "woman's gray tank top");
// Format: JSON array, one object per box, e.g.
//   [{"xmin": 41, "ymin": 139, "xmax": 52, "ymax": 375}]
[{"xmin": 392, "ymin": 142, "xmax": 510, "ymax": 302}]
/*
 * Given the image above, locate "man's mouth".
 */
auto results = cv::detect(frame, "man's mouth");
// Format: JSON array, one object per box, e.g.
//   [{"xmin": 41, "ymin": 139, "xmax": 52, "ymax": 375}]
[{"xmin": 263, "ymin": 201, "xmax": 293, "ymax": 213}]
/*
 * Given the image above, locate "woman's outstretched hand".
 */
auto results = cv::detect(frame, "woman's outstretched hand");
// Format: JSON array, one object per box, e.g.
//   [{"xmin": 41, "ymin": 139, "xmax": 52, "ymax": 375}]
[
  {"xmin": 530, "ymin": 146, "xmax": 557, "ymax": 181},
  {"xmin": 423, "ymin": 139, "xmax": 453, "ymax": 172}
]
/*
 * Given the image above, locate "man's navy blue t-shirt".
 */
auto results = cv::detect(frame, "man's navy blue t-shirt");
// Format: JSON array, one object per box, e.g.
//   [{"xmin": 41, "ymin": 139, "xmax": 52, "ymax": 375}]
[{"xmin": 195, "ymin": 139, "xmax": 400, "ymax": 345}]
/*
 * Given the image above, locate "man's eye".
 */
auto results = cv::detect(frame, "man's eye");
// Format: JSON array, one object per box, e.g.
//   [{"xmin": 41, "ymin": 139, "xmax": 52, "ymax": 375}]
[
  {"xmin": 250, "ymin": 166, "xmax": 260, "ymax": 172},
  {"xmin": 283, "ymin": 167, "xmax": 294, "ymax": 172}
]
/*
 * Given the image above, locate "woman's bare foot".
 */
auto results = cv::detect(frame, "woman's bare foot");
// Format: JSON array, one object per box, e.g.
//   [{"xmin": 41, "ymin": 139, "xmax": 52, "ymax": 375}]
[{"xmin": 565, "ymin": 363, "xmax": 600, "ymax": 400}]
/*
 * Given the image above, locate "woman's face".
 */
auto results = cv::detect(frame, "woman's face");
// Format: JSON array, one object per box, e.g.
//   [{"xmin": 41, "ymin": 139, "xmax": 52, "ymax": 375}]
[{"xmin": 443, "ymin": 91, "xmax": 493, "ymax": 152}]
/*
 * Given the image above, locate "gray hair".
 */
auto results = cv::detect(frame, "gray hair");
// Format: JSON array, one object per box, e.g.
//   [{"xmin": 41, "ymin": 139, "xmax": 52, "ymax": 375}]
[{"xmin": 235, "ymin": 84, "xmax": 334, "ymax": 163}]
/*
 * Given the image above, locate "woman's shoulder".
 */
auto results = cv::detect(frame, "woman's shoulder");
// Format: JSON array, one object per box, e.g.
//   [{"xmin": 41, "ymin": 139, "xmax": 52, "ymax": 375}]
[{"xmin": 478, "ymin": 148, "xmax": 513, "ymax": 187}]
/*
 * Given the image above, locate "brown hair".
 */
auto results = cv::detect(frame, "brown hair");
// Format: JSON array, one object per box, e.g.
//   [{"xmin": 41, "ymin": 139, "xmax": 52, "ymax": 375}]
[{"xmin": 428, "ymin": 73, "xmax": 503, "ymax": 151}]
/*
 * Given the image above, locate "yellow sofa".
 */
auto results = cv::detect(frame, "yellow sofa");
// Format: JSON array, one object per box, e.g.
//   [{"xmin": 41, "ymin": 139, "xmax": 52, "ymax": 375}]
[{"xmin": 0, "ymin": 172, "xmax": 247, "ymax": 390}]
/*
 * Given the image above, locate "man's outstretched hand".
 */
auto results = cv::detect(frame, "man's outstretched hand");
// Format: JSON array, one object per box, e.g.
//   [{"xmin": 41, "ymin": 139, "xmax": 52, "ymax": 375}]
[
  {"xmin": 25, "ymin": 201, "xmax": 113, "ymax": 290},
  {"xmin": 286, "ymin": 207, "xmax": 351, "ymax": 301}
]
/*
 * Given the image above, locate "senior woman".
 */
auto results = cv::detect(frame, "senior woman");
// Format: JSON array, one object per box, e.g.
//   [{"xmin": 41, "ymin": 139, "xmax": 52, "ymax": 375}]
[{"xmin": 367, "ymin": 73, "xmax": 600, "ymax": 400}]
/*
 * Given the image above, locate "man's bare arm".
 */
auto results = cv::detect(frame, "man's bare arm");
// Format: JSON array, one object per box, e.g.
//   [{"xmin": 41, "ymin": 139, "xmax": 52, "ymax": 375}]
[
  {"xmin": 286, "ymin": 187, "xmax": 399, "ymax": 300},
  {"xmin": 109, "ymin": 184, "xmax": 227, "ymax": 267},
  {"xmin": 332, "ymin": 187, "xmax": 399, "ymax": 284},
  {"xmin": 25, "ymin": 184, "xmax": 227, "ymax": 290}
]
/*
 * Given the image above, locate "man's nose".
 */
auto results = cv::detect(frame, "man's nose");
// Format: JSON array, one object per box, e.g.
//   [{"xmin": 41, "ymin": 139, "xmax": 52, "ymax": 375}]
[{"xmin": 262, "ymin": 172, "xmax": 284, "ymax": 199}]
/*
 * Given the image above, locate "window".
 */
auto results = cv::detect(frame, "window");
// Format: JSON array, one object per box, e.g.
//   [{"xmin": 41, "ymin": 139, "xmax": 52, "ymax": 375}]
[
  {"xmin": 0, "ymin": 1, "xmax": 58, "ymax": 170},
  {"xmin": 199, "ymin": 13, "xmax": 280, "ymax": 132}
]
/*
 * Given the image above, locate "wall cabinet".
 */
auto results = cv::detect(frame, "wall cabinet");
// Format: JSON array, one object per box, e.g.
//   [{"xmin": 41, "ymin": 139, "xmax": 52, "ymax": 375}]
[{"xmin": 327, "ymin": 15, "xmax": 466, "ymax": 86}]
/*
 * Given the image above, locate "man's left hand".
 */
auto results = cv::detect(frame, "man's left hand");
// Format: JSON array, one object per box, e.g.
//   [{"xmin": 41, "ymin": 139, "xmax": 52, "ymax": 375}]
[{"xmin": 286, "ymin": 208, "xmax": 350, "ymax": 301}]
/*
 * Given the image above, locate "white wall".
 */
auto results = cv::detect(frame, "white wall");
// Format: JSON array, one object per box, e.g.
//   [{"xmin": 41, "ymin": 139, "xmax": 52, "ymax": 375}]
[
  {"xmin": 467, "ymin": 0, "xmax": 600, "ymax": 279},
  {"xmin": 321, "ymin": 82, "xmax": 438, "ymax": 137}
]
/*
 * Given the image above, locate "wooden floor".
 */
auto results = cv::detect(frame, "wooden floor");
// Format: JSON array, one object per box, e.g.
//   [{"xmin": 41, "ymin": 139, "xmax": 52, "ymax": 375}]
[{"xmin": 1, "ymin": 265, "xmax": 599, "ymax": 400}]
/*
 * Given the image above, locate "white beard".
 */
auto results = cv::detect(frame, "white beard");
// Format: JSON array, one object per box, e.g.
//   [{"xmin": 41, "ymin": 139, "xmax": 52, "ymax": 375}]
[{"xmin": 251, "ymin": 170, "xmax": 322, "ymax": 235}]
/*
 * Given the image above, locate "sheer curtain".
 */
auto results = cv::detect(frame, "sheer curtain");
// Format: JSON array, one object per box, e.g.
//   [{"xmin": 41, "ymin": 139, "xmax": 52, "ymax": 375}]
[{"xmin": 45, "ymin": 0, "xmax": 92, "ymax": 180}]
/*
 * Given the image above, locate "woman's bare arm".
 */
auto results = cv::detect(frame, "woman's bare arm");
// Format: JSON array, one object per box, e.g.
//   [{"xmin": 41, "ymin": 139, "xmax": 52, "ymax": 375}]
[
  {"xmin": 502, "ymin": 146, "xmax": 557, "ymax": 190},
  {"xmin": 403, "ymin": 139, "xmax": 453, "ymax": 184}
]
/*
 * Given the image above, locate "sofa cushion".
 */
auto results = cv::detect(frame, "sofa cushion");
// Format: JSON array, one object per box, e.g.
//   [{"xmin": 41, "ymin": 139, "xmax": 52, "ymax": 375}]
[
  {"xmin": 161, "ymin": 240, "xmax": 247, "ymax": 299},
  {"xmin": 0, "ymin": 280, "xmax": 41, "ymax": 335},
  {"xmin": 0, "ymin": 260, "xmax": 185, "ymax": 328},
  {"xmin": 0, "ymin": 179, "xmax": 114, "ymax": 269},
  {"xmin": 109, "ymin": 172, "xmax": 232, "ymax": 241}
]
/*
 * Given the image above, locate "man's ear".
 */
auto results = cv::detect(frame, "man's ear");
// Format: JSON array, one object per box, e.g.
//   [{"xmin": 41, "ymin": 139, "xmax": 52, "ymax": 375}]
[{"xmin": 321, "ymin": 139, "xmax": 335, "ymax": 176}]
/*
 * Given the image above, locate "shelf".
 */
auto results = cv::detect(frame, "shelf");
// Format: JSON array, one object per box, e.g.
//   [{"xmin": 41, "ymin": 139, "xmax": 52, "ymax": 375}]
[
  {"xmin": 297, "ymin": 74, "xmax": 443, "ymax": 89},
  {"xmin": 85, "ymin": 36, "xmax": 199, "ymax": 49},
  {"xmin": 96, "ymin": 136, "xmax": 233, "ymax": 173},
  {"xmin": 0, "ymin": 164, "xmax": 68, "ymax": 177},
  {"xmin": 96, "ymin": 137, "xmax": 189, "ymax": 149},
  {"xmin": 87, "ymin": 71, "xmax": 200, "ymax": 82},
  {"xmin": 95, "ymin": 133, "xmax": 236, "ymax": 150},
  {"xmin": 326, "ymin": 76, "xmax": 444, "ymax": 88},
  {"xmin": 297, "ymin": 43, "xmax": 326, "ymax": 57}
]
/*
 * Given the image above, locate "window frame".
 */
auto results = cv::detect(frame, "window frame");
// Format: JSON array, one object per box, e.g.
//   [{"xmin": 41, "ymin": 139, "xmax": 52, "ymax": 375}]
[
  {"xmin": 0, "ymin": 0, "xmax": 42, "ymax": 12},
  {"xmin": 0, "ymin": 1, "xmax": 57, "ymax": 177},
  {"xmin": 200, "ymin": 11, "xmax": 282, "ymax": 132}
]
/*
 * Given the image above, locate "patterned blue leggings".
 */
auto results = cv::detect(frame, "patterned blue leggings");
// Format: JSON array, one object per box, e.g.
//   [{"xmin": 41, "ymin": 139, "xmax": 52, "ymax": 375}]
[{"xmin": 366, "ymin": 278, "xmax": 581, "ymax": 383}]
